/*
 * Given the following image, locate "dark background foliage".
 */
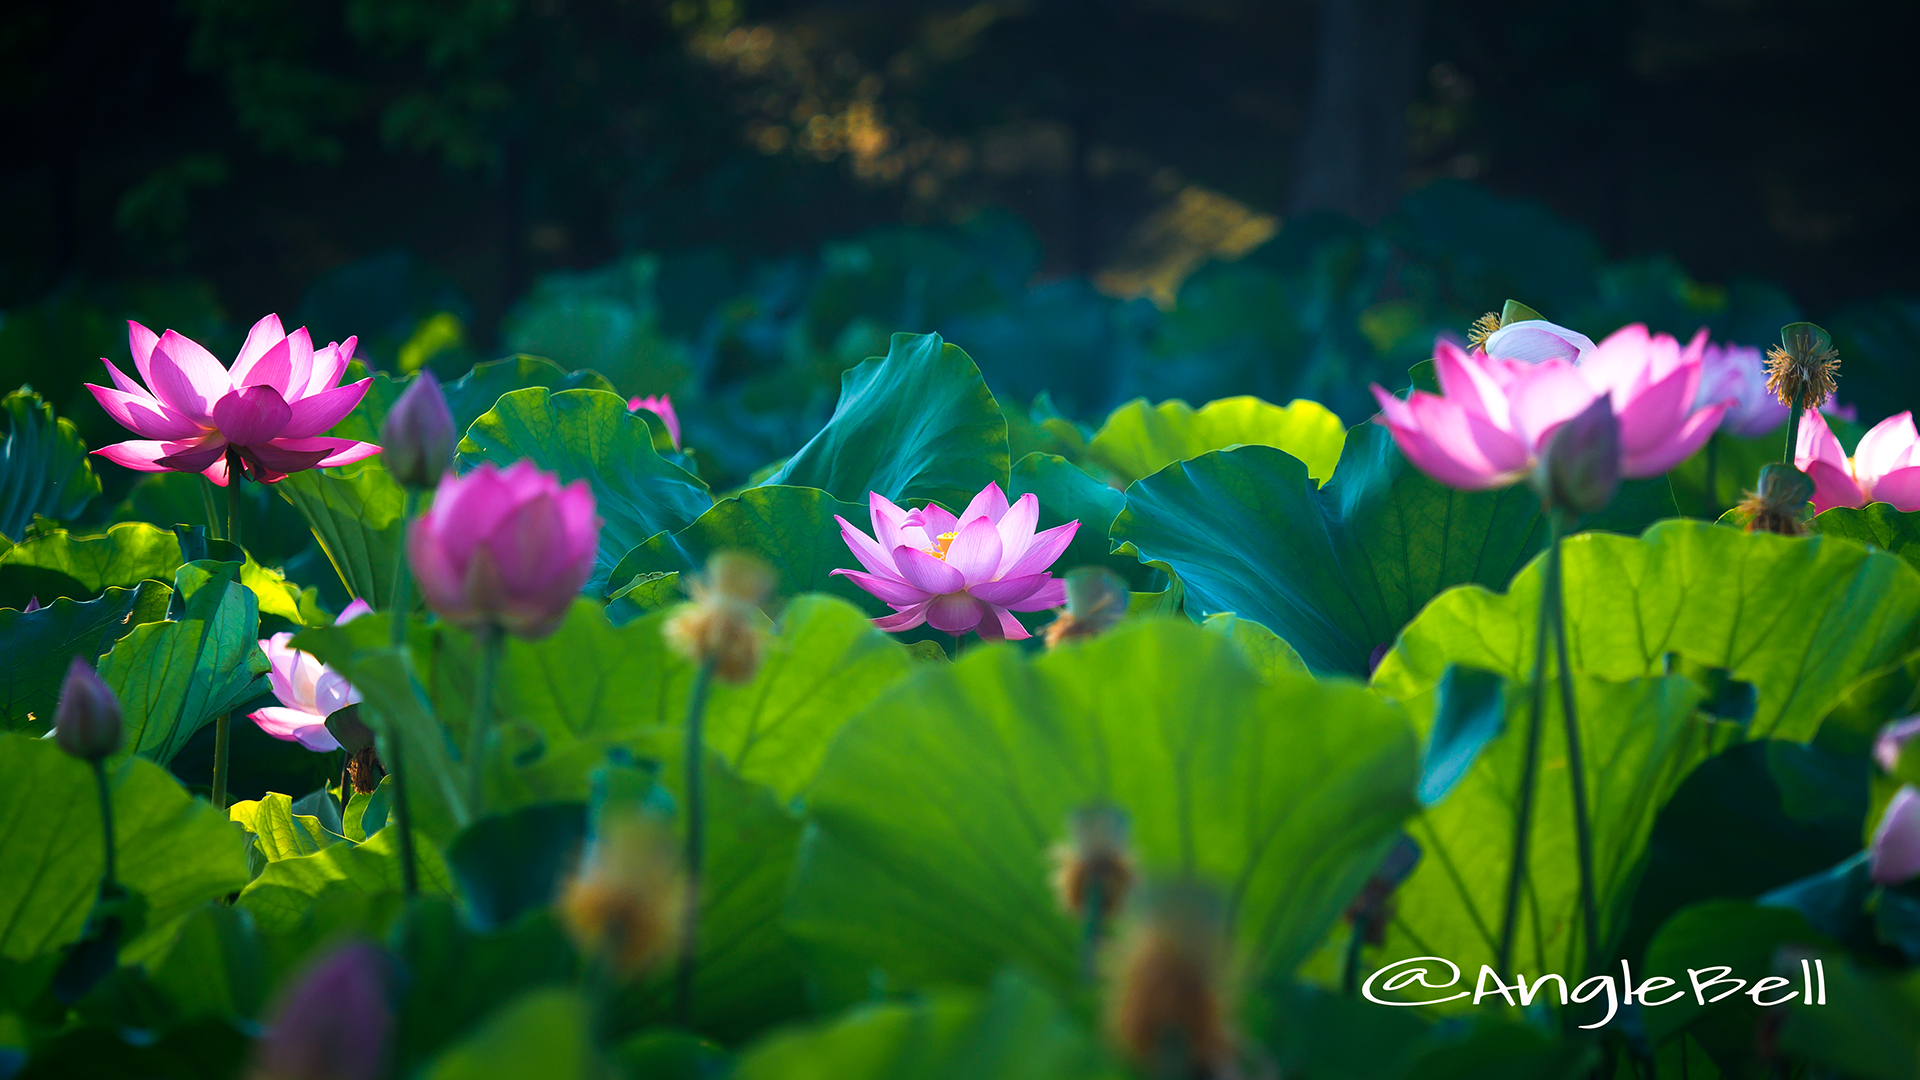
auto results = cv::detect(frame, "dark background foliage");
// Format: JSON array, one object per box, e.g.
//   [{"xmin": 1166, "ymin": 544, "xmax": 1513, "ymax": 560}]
[{"xmin": 3, "ymin": 0, "xmax": 1916, "ymax": 458}]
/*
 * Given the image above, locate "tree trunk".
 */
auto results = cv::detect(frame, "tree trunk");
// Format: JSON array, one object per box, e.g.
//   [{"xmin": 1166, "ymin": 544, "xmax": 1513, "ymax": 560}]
[{"xmin": 1290, "ymin": 0, "xmax": 1426, "ymax": 223}]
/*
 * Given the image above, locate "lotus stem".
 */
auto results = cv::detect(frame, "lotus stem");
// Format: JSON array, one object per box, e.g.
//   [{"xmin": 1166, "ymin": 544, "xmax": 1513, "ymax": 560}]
[
  {"xmin": 211, "ymin": 713, "xmax": 231, "ymax": 810},
  {"xmin": 675, "ymin": 656, "xmax": 717, "ymax": 1026},
  {"xmin": 227, "ymin": 466, "xmax": 242, "ymax": 551},
  {"xmin": 92, "ymin": 760, "xmax": 116, "ymax": 890},
  {"xmin": 200, "ymin": 479, "xmax": 225, "ymax": 543},
  {"xmin": 1782, "ymin": 388, "xmax": 1803, "ymax": 467},
  {"xmin": 1496, "ymin": 525, "xmax": 1556, "ymax": 974},
  {"xmin": 1342, "ymin": 918, "xmax": 1365, "ymax": 996},
  {"xmin": 466, "ymin": 623, "xmax": 503, "ymax": 815},
  {"xmin": 1548, "ymin": 520, "xmax": 1603, "ymax": 978},
  {"xmin": 1081, "ymin": 874, "xmax": 1105, "ymax": 982},
  {"xmin": 386, "ymin": 487, "xmax": 421, "ymax": 897},
  {"xmin": 1702, "ymin": 435, "xmax": 1720, "ymax": 516}
]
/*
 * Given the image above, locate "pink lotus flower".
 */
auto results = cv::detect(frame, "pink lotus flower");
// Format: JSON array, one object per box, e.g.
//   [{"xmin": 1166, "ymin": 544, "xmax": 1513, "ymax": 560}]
[
  {"xmin": 250, "ymin": 599, "xmax": 373, "ymax": 752},
  {"xmin": 628, "ymin": 394, "xmax": 680, "ymax": 449},
  {"xmin": 87, "ymin": 315, "xmax": 380, "ymax": 485},
  {"xmin": 1796, "ymin": 410, "xmax": 1920, "ymax": 514},
  {"xmin": 408, "ymin": 460, "xmax": 602, "ymax": 640},
  {"xmin": 1876, "ymin": 716, "xmax": 1920, "ymax": 775},
  {"xmin": 832, "ymin": 483, "xmax": 1076, "ymax": 640},
  {"xmin": 1481, "ymin": 318, "xmax": 1597, "ymax": 363},
  {"xmin": 1871, "ymin": 785, "xmax": 1920, "ymax": 886},
  {"xmin": 1369, "ymin": 324, "xmax": 1731, "ymax": 492},
  {"xmin": 1695, "ymin": 341, "xmax": 1855, "ymax": 438},
  {"xmin": 250, "ymin": 941, "xmax": 390, "ymax": 1080}
]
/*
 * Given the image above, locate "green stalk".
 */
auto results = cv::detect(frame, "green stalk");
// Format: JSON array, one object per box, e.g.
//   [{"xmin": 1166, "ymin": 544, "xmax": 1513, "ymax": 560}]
[
  {"xmin": 227, "ymin": 467, "xmax": 242, "ymax": 551},
  {"xmin": 1342, "ymin": 918, "xmax": 1366, "ymax": 996},
  {"xmin": 1080, "ymin": 876, "xmax": 1106, "ymax": 983},
  {"xmin": 1548, "ymin": 520, "xmax": 1603, "ymax": 978},
  {"xmin": 92, "ymin": 760, "xmax": 116, "ymax": 890},
  {"xmin": 211, "ymin": 713, "xmax": 231, "ymax": 810},
  {"xmin": 1782, "ymin": 389, "xmax": 1804, "ymax": 466},
  {"xmin": 1495, "ymin": 526, "xmax": 1556, "ymax": 974},
  {"xmin": 1702, "ymin": 435, "xmax": 1720, "ymax": 516},
  {"xmin": 387, "ymin": 487, "xmax": 421, "ymax": 897},
  {"xmin": 674, "ymin": 656, "xmax": 718, "ymax": 1026},
  {"xmin": 200, "ymin": 479, "xmax": 225, "ymax": 542},
  {"xmin": 466, "ymin": 624, "xmax": 504, "ymax": 816}
]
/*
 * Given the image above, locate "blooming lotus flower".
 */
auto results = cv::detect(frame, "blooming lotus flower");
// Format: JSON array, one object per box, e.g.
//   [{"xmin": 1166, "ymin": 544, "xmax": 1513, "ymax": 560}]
[
  {"xmin": 1795, "ymin": 410, "xmax": 1920, "ymax": 514},
  {"xmin": 1871, "ymin": 785, "xmax": 1920, "ymax": 886},
  {"xmin": 250, "ymin": 600, "xmax": 373, "ymax": 752},
  {"xmin": 1481, "ymin": 319, "xmax": 1597, "ymax": 363},
  {"xmin": 628, "ymin": 394, "xmax": 680, "ymax": 449},
  {"xmin": 87, "ymin": 315, "xmax": 380, "ymax": 485},
  {"xmin": 1369, "ymin": 325, "xmax": 1731, "ymax": 493},
  {"xmin": 408, "ymin": 460, "xmax": 601, "ymax": 640},
  {"xmin": 832, "ymin": 483, "xmax": 1076, "ymax": 640},
  {"xmin": 1695, "ymin": 341, "xmax": 1856, "ymax": 438}
]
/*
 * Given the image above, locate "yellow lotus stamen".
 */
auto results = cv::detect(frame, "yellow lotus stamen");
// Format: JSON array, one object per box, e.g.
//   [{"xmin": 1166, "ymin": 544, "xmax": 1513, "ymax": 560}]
[
  {"xmin": 927, "ymin": 531, "xmax": 958, "ymax": 559},
  {"xmin": 1467, "ymin": 311, "xmax": 1503, "ymax": 349}
]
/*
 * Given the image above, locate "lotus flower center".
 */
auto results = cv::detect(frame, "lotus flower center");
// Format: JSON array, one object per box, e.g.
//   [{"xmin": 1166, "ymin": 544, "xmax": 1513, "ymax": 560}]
[{"xmin": 926, "ymin": 531, "xmax": 958, "ymax": 560}]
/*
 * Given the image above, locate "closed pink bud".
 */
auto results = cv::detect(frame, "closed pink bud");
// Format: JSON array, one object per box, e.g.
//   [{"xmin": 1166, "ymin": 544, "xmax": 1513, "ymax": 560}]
[
  {"xmin": 54, "ymin": 657, "xmax": 122, "ymax": 762},
  {"xmin": 1871, "ymin": 786, "xmax": 1920, "ymax": 887},
  {"xmin": 250, "ymin": 941, "xmax": 389, "ymax": 1080},
  {"xmin": 380, "ymin": 369, "xmax": 455, "ymax": 489},
  {"xmin": 407, "ymin": 460, "xmax": 602, "ymax": 640}
]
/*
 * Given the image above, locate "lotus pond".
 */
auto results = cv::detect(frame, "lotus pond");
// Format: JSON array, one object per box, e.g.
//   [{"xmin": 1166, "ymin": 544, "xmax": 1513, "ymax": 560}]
[{"xmin": 3, "ymin": 302, "xmax": 1920, "ymax": 1080}]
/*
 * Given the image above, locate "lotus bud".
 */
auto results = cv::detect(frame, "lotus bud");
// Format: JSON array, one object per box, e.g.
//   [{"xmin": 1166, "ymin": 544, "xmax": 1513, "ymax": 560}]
[
  {"xmin": 54, "ymin": 657, "xmax": 122, "ymax": 763},
  {"xmin": 1766, "ymin": 322, "xmax": 1840, "ymax": 410},
  {"xmin": 663, "ymin": 552, "xmax": 774, "ymax": 683},
  {"xmin": 559, "ymin": 812, "xmax": 686, "ymax": 979},
  {"xmin": 250, "ymin": 941, "xmax": 390, "ymax": 1080},
  {"xmin": 1869, "ymin": 786, "xmax": 1920, "ymax": 886},
  {"xmin": 1528, "ymin": 395, "xmax": 1621, "ymax": 516},
  {"xmin": 1737, "ymin": 464, "xmax": 1815, "ymax": 537},
  {"xmin": 628, "ymin": 394, "xmax": 681, "ymax": 450},
  {"xmin": 1049, "ymin": 804, "xmax": 1135, "ymax": 924},
  {"xmin": 1044, "ymin": 568, "xmax": 1129, "ymax": 648},
  {"xmin": 1875, "ymin": 717, "xmax": 1920, "ymax": 776},
  {"xmin": 407, "ymin": 461, "xmax": 602, "ymax": 640},
  {"xmin": 379, "ymin": 369, "xmax": 454, "ymax": 489},
  {"xmin": 1106, "ymin": 881, "xmax": 1235, "ymax": 1078}
]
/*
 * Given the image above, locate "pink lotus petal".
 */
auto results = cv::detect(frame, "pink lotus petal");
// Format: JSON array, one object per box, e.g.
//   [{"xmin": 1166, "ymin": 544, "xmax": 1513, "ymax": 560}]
[
  {"xmin": 249, "ymin": 707, "xmax": 342, "ymax": 753},
  {"xmin": 1001, "ymin": 521, "xmax": 1079, "ymax": 580},
  {"xmin": 1621, "ymin": 400, "xmax": 1726, "ymax": 479},
  {"xmin": 943, "ymin": 515, "xmax": 1003, "ymax": 583},
  {"xmin": 1867, "ymin": 465, "xmax": 1920, "ymax": 513},
  {"xmin": 100, "ymin": 358, "xmax": 151, "ymax": 398},
  {"xmin": 304, "ymin": 337, "xmax": 355, "ymax": 397},
  {"xmin": 835, "ymin": 516, "xmax": 901, "ymax": 578},
  {"xmin": 891, "ymin": 545, "xmax": 966, "ymax": 594},
  {"xmin": 152, "ymin": 438, "xmax": 231, "ymax": 476},
  {"xmin": 872, "ymin": 602, "xmax": 931, "ymax": 632},
  {"xmin": 995, "ymin": 493, "xmax": 1039, "ymax": 572},
  {"xmin": 127, "ymin": 321, "xmax": 161, "ymax": 386},
  {"xmin": 1871, "ymin": 786, "xmax": 1920, "ymax": 886},
  {"xmin": 925, "ymin": 593, "xmax": 985, "ymax": 634},
  {"xmin": 977, "ymin": 605, "xmax": 1030, "ymax": 641},
  {"xmin": 237, "ymin": 333, "xmax": 295, "ymax": 395},
  {"xmin": 830, "ymin": 568, "xmax": 930, "ymax": 606},
  {"xmin": 281, "ymin": 378, "xmax": 371, "ymax": 439},
  {"xmin": 1855, "ymin": 413, "xmax": 1920, "ymax": 481},
  {"xmin": 154, "ymin": 330, "xmax": 233, "ymax": 415},
  {"xmin": 231, "ymin": 313, "xmax": 287, "ymax": 384},
  {"xmin": 1006, "ymin": 576, "xmax": 1068, "ymax": 611},
  {"xmin": 312, "ymin": 670, "xmax": 360, "ymax": 716},
  {"xmin": 308, "ymin": 439, "xmax": 382, "ymax": 468},
  {"xmin": 906, "ymin": 502, "xmax": 958, "ymax": 537},
  {"xmin": 1796, "ymin": 411, "xmax": 1852, "ymax": 475},
  {"xmin": 283, "ymin": 327, "xmax": 316, "ymax": 398},
  {"xmin": 213, "ymin": 385, "xmax": 293, "ymax": 446},
  {"xmin": 1482, "ymin": 319, "xmax": 1596, "ymax": 363},
  {"xmin": 1434, "ymin": 341, "xmax": 1511, "ymax": 427},
  {"xmin": 867, "ymin": 493, "xmax": 915, "ymax": 559},
  {"xmin": 1804, "ymin": 460, "xmax": 1867, "ymax": 514},
  {"xmin": 1611, "ymin": 362, "xmax": 1696, "ymax": 459},
  {"xmin": 628, "ymin": 394, "xmax": 681, "ymax": 448},
  {"xmin": 958, "ymin": 482, "xmax": 1011, "ymax": 526},
  {"xmin": 87, "ymin": 383, "xmax": 203, "ymax": 441},
  {"xmin": 337, "ymin": 599, "xmax": 374, "ymax": 623},
  {"xmin": 968, "ymin": 573, "xmax": 1051, "ymax": 606}
]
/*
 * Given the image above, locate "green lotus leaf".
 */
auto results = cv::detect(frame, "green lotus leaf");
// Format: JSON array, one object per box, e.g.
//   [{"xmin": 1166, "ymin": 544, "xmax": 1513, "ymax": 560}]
[
  {"xmin": 276, "ymin": 459, "xmax": 408, "ymax": 606},
  {"xmin": 1372, "ymin": 520, "xmax": 1920, "ymax": 741},
  {"xmin": 0, "ymin": 388, "xmax": 100, "ymax": 541},
  {"xmin": 1, "ymin": 581, "xmax": 170, "ymax": 732},
  {"xmin": 1087, "ymin": 395, "xmax": 1345, "ymax": 487},
  {"xmin": 457, "ymin": 387, "xmax": 711, "ymax": 594},
  {"xmin": 0, "ymin": 522, "xmax": 182, "ymax": 599},
  {"xmin": 785, "ymin": 618, "xmax": 1419, "ymax": 1004},
  {"xmin": 236, "ymin": 827, "xmax": 452, "ymax": 935},
  {"xmin": 0, "ymin": 733, "xmax": 249, "ymax": 961},
  {"xmin": 230, "ymin": 792, "xmax": 340, "ymax": 863},
  {"xmin": 1807, "ymin": 502, "xmax": 1920, "ymax": 574},
  {"xmin": 762, "ymin": 332, "xmax": 1009, "ymax": 513}
]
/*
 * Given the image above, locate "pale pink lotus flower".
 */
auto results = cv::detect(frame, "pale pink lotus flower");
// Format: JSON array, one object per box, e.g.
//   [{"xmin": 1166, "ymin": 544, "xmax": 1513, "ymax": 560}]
[
  {"xmin": 1796, "ymin": 410, "xmax": 1920, "ymax": 514},
  {"xmin": 1871, "ymin": 785, "xmax": 1920, "ymax": 886},
  {"xmin": 408, "ymin": 460, "xmax": 602, "ymax": 640},
  {"xmin": 628, "ymin": 394, "xmax": 680, "ymax": 449},
  {"xmin": 249, "ymin": 599, "xmax": 373, "ymax": 752},
  {"xmin": 1481, "ymin": 318, "xmax": 1597, "ymax": 363},
  {"xmin": 1876, "ymin": 716, "xmax": 1920, "ymax": 775},
  {"xmin": 832, "ymin": 483, "xmax": 1076, "ymax": 640},
  {"xmin": 1369, "ymin": 324, "xmax": 1731, "ymax": 491},
  {"xmin": 87, "ymin": 315, "xmax": 380, "ymax": 485},
  {"xmin": 1695, "ymin": 341, "xmax": 1854, "ymax": 438}
]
